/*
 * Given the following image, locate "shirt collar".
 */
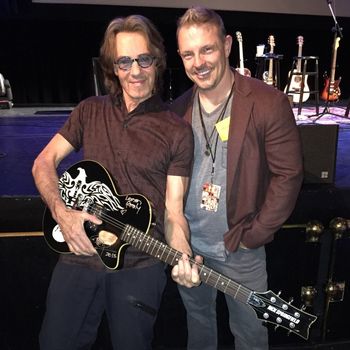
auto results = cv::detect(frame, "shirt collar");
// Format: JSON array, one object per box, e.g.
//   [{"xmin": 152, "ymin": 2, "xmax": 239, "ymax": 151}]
[{"xmin": 112, "ymin": 93, "xmax": 167, "ymax": 116}]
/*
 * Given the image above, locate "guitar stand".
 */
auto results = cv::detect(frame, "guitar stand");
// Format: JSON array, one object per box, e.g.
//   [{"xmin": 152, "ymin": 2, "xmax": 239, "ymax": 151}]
[
  {"xmin": 286, "ymin": 56, "xmax": 320, "ymax": 117},
  {"xmin": 345, "ymin": 99, "xmax": 350, "ymax": 117},
  {"xmin": 313, "ymin": 1, "xmax": 348, "ymax": 122},
  {"xmin": 312, "ymin": 100, "xmax": 350, "ymax": 123}
]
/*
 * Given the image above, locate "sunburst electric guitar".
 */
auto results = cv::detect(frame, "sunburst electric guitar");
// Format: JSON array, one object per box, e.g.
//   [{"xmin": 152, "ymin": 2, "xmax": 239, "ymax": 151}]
[
  {"xmin": 263, "ymin": 35, "xmax": 275, "ymax": 86},
  {"xmin": 321, "ymin": 36, "xmax": 341, "ymax": 101},
  {"xmin": 284, "ymin": 36, "xmax": 310, "ymax": 103},
  {"xmin": 43, "ymin": 160, "xmax": 317, "ymax": 340},
  {"xmin": 235, "ymin": 31, "xmax": 251, "ymax": 77}
]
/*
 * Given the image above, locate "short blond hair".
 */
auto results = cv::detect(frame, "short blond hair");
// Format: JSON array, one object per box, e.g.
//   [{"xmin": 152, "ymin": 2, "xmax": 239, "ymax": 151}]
[{"xmin": 177, "ymin": 6, "xmax": 226, "ymax": 40}]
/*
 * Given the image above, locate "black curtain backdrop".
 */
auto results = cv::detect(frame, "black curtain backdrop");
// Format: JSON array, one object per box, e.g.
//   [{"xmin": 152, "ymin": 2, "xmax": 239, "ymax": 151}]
[{"xmin": 1, "ymin": 1, "xmax": 349, "ymax": 105}]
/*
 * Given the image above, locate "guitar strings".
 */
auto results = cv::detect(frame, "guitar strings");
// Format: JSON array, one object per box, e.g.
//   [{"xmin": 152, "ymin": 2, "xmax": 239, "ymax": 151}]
[
  {"xmin": 85, "ymin": 202, "xmax": 253, "ymax": 301},
  {"xmin": 84, "ymin": 203, "xmax": 311, "ymax": 333}
]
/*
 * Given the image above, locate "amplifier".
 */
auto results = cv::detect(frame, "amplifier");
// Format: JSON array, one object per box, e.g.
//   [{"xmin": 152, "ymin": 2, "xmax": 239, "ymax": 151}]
[{"xmin": 298, "ymin": 124, "xmax": 339, "ymax": 184}]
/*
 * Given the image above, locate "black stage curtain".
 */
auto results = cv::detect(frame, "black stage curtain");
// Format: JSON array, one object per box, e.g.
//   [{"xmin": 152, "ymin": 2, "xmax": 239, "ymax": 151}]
[{"xmin": 1, "ymin": 2, "xmax": 349, "ymax": 105}]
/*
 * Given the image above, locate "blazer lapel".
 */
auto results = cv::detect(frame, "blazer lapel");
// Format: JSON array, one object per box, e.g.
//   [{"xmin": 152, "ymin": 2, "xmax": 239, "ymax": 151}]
[{"xmin": 226, "ymin": 74, "xmax": 254, "ymax": 199}]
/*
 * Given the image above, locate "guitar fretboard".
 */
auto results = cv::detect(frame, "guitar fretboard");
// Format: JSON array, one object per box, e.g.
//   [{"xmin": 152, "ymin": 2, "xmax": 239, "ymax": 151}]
[{"xmin": 121, "ymin": 224, "xmax": 252, "ymax": 304}]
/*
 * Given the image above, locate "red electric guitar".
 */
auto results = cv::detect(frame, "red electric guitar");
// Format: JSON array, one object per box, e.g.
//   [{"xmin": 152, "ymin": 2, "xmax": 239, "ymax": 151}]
[{"xmin": 321, "ymin": 36, "xmax": 341, "ymax": 101}]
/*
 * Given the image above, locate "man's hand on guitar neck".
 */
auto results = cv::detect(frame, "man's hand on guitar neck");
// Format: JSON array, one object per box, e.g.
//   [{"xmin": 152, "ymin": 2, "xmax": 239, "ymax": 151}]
[{"xmin": 171, "ymin": 253, "xmax": 203, "ymax": 288}]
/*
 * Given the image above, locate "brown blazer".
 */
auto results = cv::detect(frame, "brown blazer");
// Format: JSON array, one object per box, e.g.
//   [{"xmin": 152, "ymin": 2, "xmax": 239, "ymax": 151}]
[{"xmin": 170, "ymin": 71, "xmax": 303, "ymax": 252}]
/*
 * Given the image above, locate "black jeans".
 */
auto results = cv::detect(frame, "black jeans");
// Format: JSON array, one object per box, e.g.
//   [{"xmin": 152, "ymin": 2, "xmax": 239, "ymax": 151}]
[{"xmin": 39, "ymin": 260, "xmax": 166, "ymax": 350}]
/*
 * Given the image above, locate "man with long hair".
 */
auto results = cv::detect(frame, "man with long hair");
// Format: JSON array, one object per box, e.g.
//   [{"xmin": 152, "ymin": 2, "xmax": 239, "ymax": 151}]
[{"xmin": 33, "ymin": 15, "xmax": 194, "ymax": 350}]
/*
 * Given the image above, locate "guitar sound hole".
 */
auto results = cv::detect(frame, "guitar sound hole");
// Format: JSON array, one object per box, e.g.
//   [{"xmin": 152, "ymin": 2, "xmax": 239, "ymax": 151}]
[{"xmin": 98, "ymin": 230, "xmax": 118, "ymax": 246}]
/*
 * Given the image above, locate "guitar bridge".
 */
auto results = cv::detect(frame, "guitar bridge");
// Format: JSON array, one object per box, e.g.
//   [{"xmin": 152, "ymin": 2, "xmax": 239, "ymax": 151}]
[{"xmin": 97, "ymin": 230, "xmax": 118, "ymax": 246}]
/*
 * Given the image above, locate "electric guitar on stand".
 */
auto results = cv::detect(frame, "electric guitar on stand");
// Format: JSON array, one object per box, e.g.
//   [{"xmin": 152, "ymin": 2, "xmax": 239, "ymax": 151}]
[
  {"xmin": 284, "ymin": 36, "xmax": 310, "ymax": 102},
  {"xmin": 263, "ymin": 35, "xmax": 275, "ymax": 86},
  {"xmin": 235, "ymin": 31, "xmax": 251, "ymax": 77},
  {"xmin": 43, "ymin": 160, "xmax": 317, "ymax": 341},
  {"xmin": 321, "ymin": 36, "xmax": 341, "ymax": 102}
]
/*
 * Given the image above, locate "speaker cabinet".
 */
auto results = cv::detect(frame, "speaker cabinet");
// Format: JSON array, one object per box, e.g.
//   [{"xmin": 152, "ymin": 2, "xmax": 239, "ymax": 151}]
[{"xmin": 298, "ymin": 124, "xmax": 339, "ymax": 184}]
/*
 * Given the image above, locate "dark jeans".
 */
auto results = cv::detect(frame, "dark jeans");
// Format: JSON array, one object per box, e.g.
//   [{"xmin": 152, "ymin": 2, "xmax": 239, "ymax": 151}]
[
  {"xmin": 178, "ymin": 246, "xmax": 269, "ymax": 350},
  {"xmin": 39, "ymin": 260, "xmax": 166, "ymax": 350}
]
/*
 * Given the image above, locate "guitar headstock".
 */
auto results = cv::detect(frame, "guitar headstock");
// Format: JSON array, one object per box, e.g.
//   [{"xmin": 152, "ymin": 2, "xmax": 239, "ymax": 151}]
[
  {"xmin": 236, "ymin": 31, "xmax": 242, "ymax": 43},
  {"xmin": 268, "ymin": 35, "xmax": 275, "ymax": 53},
  {"xmin": 297, "ymin": 35, "xmax": 304, "ymax": 47},
  {"xmin": 248, "ymin": 290, "xmax": 317, "ymax": 340}
]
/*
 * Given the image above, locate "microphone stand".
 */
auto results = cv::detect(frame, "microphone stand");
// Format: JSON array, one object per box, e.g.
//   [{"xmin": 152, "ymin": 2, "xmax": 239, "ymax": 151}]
[{"xmin": 313, "ymin": 1, "xmax": 348, "ymax": 122}]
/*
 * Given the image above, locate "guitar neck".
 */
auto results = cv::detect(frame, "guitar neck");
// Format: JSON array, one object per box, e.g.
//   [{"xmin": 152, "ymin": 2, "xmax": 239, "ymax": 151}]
[
  {"xmin": 239, "ymin": 42, "xmax": 245, "ymax": 70},
  {"xmin": 330, "ymin": 39, "xmax": 340, "ymax": 83},
  {"xmin": 267, "ymin": 50, "xmax": 274, "ymax": 84},
  {"xmin": 296, "ymin": 45, "xmax": 303, "ymax": 72},
  {"xmin": 268, "ymin": 58, "xmax": 273, "ymax": 79},
  {"xmin": 121, "ymin": 225, "xmax": 252, "ymax": 304}
]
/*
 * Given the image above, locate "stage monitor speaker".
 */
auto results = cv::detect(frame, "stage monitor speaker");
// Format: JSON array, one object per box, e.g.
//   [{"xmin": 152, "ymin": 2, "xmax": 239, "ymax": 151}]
[{"xmin": 298, "ymin": 124, "xmax": 338, "ymax": 184}]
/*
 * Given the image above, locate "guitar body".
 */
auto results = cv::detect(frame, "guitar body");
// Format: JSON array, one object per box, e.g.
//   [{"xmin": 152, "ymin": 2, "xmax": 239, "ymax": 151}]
[
  {"xmin": 285, "ymin": 69, "xmax": 310, "ymax": 103},
  {"xmin": 43, "ymin": 160, "xmax": 153, "ymax": 269},
  {"xmin": 262, "ymin": 70, "xmax": 274, "ymax": 86},
  {"xmin": 321, "ymin": 76, "xmax": 341, "ymax": 102},
  {"xmin": 321, "ymin": 36, "xmax": 341, "ymax": 102},
  {"xmin": 43, "ymin": 160, "xmax": 317, "ymax": 340},
  {"xmin": 236, "ymin": 67, "xmax": 251, "ymax": 77}
]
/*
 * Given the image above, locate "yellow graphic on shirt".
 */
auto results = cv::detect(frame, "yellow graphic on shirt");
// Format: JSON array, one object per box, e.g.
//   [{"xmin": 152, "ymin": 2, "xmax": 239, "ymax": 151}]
[{"xmin": 215, "ymin": 116, "xmax": 230, "ymax": 142}]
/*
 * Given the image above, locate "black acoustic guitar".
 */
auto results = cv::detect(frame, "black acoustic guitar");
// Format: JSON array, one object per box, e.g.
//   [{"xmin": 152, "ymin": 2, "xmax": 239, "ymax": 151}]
[{"xmin": 43, "ymin": 160, "xmax": 317, "ymax": 340}]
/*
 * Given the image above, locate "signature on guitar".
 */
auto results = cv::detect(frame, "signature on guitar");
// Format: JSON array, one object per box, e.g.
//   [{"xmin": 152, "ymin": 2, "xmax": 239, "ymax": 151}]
[{"xmin": 43, "ymin": 160, "xmax": 318, "ymax": 341}]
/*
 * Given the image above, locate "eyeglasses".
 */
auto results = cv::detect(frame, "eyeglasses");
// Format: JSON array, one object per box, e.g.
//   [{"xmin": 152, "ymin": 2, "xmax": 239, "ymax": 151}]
[{"xmin": 114, "ymin": 54, "xmax": 156, "ymax": 71}]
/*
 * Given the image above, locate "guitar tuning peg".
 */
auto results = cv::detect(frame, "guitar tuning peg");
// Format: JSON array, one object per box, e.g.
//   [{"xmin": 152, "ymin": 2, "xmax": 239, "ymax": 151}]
[
  {"xmin": 288, "ymin": 297, "xmax": 294, "ymax": 304},
  {"xmin": 301, "ymin": 304, "xmax": 306, "ymax": 311},
  {"xmin": 287, "ymin": 330, "xmax": 292, "ymax": 336},
  {"xmin": 277, "ymin": 291, "xmax": 281, "ymax": 296},
  {"xmin": 274, "ymin": 325, "xmax": 279, "ymax": 331}
]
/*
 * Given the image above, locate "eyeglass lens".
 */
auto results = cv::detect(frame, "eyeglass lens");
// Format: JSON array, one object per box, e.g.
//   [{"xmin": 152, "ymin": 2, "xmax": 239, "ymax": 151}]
[{"xmin": 116, "ymin": 54, "xmax": 154, "ymax": 70}]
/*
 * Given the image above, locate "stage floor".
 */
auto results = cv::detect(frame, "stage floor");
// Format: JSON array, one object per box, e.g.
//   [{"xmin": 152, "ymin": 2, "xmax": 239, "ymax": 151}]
[
  {"xmin": 1, "ymin": 105, "xmax": 350, "ymax": 350},
  {"xmin": 1, "ymin": 103, "xmax": 350, "ymax": 195}
]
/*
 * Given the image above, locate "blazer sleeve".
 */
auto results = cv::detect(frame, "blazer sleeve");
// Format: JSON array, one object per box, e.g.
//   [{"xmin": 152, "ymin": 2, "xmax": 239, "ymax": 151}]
[{"xmin": 224, "ymin": 85, "xmax": 304, "ymax": 251}]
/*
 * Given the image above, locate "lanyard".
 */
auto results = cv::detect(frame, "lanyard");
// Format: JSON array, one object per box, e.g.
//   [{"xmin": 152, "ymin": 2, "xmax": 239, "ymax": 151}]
[{"xmin": 197, "ymin": 83, "xmax": 234, "ymax": 181}]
